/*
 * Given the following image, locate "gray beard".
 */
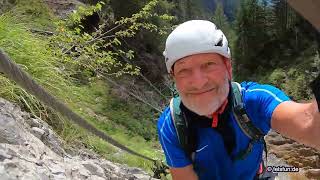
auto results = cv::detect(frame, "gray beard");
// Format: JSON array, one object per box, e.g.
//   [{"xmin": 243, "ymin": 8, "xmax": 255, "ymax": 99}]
[{"xmin": 180, "ymin": 76, "xmax": 230, "ymax": 116}]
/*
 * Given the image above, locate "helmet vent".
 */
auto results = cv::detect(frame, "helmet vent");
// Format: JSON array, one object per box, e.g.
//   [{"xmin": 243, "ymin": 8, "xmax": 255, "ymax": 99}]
[{"xmin": 215, "ymin": 36, "xmax": 223, "ymax": 47}]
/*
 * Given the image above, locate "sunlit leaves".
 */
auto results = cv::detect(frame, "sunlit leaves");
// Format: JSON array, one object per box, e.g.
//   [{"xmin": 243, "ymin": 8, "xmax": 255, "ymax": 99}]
[
  {"xmin": 49, "ymin": 0, "xmax": 173, "ymax": 82},
  {"xmin": 69, "ymin": 1, "xmax": 105, "ymax": 25}
]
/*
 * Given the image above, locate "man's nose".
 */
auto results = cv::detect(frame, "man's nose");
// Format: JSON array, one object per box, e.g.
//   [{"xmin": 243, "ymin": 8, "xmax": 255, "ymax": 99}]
[{"xmin": 190, "ymin": 69, "xmax": 208, "ymax": 89}]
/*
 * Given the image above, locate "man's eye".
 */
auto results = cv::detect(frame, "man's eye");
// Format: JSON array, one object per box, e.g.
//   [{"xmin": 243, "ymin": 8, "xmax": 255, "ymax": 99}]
[
  {"xmin": 203, "ymin": 62, "xmax": 216, "ymax": 69},
  {"xmin": 177, "ymin": 69, "xmax": 191, "ymax": 76},
  {"xmin": 206, "ymin": 62, "xmax": 216, "ymax": 66}
]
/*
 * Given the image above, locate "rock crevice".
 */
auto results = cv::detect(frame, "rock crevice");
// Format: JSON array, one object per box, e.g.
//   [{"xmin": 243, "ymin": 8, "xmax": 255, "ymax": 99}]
[{"xmin": 0, "ymin": 98, "xmax": 156, "ymax": 180}]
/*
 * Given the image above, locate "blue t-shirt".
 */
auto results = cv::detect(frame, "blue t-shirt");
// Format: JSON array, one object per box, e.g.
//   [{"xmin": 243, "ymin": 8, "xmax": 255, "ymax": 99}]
[{"xmin": 157, "ymin": 82, "xmax": 290, "ymax": 180}]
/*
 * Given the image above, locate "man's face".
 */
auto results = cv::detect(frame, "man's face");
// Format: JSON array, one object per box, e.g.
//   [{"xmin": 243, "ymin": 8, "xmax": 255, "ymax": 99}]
[{"xmin": 172, "ymin": 53, "xmax": 232, "ymax": 116}]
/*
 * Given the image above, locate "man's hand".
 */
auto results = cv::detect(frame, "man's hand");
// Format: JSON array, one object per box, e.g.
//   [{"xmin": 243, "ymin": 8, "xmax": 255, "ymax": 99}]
[{"xmin": 170, "ymin": 165, "xmax": 199, "ymax": 180}]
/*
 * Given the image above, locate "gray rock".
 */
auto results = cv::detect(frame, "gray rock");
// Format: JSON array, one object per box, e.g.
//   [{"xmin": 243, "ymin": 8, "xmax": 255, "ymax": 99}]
[
  {"xmin": 133, "ymin": 174, "xmax": 153, "ymax": 180},
  {"xmin": 31, "ymin": 127, "xmax": 45, "ymax": 139},
  {"xmin": 88, "ymin": 175, "xmax": 106, "ymax": 180},
  {"xmin": 36, "ymin": 167, "xmax": 50, "ymax": 180},
  {"xmin": 42, "ymin": 129, "xmax": 65, "ymax": 156},
  {"xmin": 44, "ymin": 0, "xmax": 85, "ymax": 18},
  {"xmin": 0, "ymin": 149, "xmax": 12, "ymax": 162},
  {"xmin": 101, "ymin": 161, "xmax": 117, "ymax": 171},
  {"xmin": 48, "ymin": 163, "xmax": 65, "ymax": 175},
  {"xmin": 0, "ymin": 113, "xmax": 25, "ymax": 145},
  {"xmin": 0, "ymin": 97, "xmax": 156, "ymax": 180},
  {"xmin": 0, "ymin": 167, "xmax": 16, "ymax": 180},
  {"xmin": 128, "ymin": 167, "xmax": 145, "ymax": 174},
  {"xmin": 49, "ymin": 174, "xmax": 66, "ymax": 180},
  {"xmin": 26, "ymin": 118, "xmax": 42, "ymax": 128},
  {"xmin": 78, "ymin": 167, "xmax": 91, "ymax": 178},
  {"xmin": 82, "ymin": 162, "xmax": 105, "ymax": 177}
]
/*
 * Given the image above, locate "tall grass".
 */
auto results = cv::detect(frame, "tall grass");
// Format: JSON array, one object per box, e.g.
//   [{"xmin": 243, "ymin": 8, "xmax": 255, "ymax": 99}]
[{"xmin": 0, "ymin": 0, "xmax": 163, "ymax": 174}]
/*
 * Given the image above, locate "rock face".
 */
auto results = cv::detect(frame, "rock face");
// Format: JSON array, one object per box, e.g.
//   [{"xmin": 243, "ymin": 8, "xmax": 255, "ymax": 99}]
[
  {"xmin": 0, "ymin": 0, "xmax": 15, "ymax": 14},
  {"xmin": 266, "ymin": 130, "xmax": 320, "ymax": 179},
  {"xmin": 44, "ymin": 0, "xmax": 84, "ymax": 18},
  {"xmin": 0, "ymin": 98, "xmax": 156, "ymax": 180}
]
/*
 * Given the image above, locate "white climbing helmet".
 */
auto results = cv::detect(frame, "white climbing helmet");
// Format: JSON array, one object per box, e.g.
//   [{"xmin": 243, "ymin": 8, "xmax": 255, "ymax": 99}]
[{"xmin": 163, "ymin": 20, "xmax": 231, "ymax": 73}]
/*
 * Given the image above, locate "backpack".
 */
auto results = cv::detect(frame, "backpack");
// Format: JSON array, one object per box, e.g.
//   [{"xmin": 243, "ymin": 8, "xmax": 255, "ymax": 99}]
[{"xmin": 169, "ymin": 82, "xmax": 268, "ymax": 163}]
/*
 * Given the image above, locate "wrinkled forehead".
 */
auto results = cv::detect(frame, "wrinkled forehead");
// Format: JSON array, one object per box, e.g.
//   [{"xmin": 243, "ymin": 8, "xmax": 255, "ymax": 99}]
[{"xmin": 173, "ymin": 53, "xmax": 226, "ymax": 69}]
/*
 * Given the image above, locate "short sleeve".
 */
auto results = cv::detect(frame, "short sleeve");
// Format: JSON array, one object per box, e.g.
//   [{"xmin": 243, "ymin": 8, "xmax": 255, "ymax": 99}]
[
  {"xmin": 241, "ymin": 82, "xmax": 291, "ymax": 134},
  {"xmin": 157, "ymin": 107, "xmax": 191, "ymax": 168}
]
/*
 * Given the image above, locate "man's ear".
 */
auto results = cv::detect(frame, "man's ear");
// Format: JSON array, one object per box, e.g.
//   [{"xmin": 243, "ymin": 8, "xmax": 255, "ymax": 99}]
[
  {"xmin": 224, "ymin": 58, "xmax": 232, "ymax": 80},
  {"xmin": 169, "ymin": 64, "xmax": 176, "ymax": 80},
  {"xmin": 169, "ymin": 70, "xmax": 175, "ymax": 81}
]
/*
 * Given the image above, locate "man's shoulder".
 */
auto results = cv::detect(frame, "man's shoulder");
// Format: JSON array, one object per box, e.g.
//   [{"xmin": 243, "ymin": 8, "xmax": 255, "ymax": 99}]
[
  {"xmin": 239, "ymin": 81, "xmax": 285, "ymax": 96},
  {"xmin": 236, "ymin": 81, "xmax": 290, "ymax": 133},
  {"xmin": 239, "ymin": 81, "xmax": 290, "ymax": 106},
  {"xmin": 157, "ymin": 106, "xmax": 174, "ymax": 134},
  {"xmin": 239, "ymin": 81, "xmax": 272, "ymax": 89}
]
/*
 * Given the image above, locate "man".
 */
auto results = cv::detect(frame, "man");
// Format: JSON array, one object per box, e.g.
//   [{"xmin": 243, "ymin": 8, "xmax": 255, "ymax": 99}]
[{"xmin": 157, "ymin": 20, "xmax": 320, "ymax": 179}]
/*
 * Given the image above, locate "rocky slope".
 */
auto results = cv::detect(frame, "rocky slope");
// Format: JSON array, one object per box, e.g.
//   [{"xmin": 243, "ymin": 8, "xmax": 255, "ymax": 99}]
[
  {"xmin": 266, "ymin": 131, "xmax": 320, "ymax": 179},
  {"xmin": 0, "ymin": 97, "xmax": 156, "ymax": 180},
  {"xmin": 43, "ymin": 0, "xmax": 84, "ymax": 18}
]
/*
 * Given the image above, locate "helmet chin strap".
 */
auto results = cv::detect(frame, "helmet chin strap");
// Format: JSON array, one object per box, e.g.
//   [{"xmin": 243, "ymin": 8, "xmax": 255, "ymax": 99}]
[
  {"xmin": 209, "ymin": 79, "xmax": 232, "ymax": 128},
  {"xmin": 210, "ymin": 97, "xmax": 229, "ymax": 128}
]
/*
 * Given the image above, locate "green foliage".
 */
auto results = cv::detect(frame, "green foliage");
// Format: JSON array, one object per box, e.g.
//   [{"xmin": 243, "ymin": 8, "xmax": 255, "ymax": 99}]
[
  {"xmin": 0, "ymin": 0, "xmax": 165, "ymax": 173},
  {"xmin": 264, "ymin": 48, "xmax": 320, "ymax": 101},
  {"xmin": 53, "ymin": 0, "xmax": 168, "ymax": 137},
  {"xmin": 233, "ymin": 0, "xmax": 273, "ymax": 81},
  {"xmin": 71, "ymin": 79, "xmax": 158, "ymax": 141},
  {"xmin": 271, "ymin": 0, "xmax": 297, "ymax": 37},
  {"xmin": 212, "ymin": 1, "xmax": 236, "ymax": 51},
  {"xmin": 172, "ymin": 0, "xmax": 206, "ymax": 21},
  {"xmin": 268, "ymin": 69, "xmax": 286, "ymax": 87},
  {"xmin": 233, "ymin": 0, "xmax": 319, "ymax": 88},
  {"xmin": 267, "ymin": 67, "xmax": 310, "ymax": 100},
  {"xmin": 310, "ymin": 51, "xmax": 320, "ymax": 79},
  {"xmin": 68, "ymin": 1, "xmax": 105, "ymax": 25},
  {"xmin": 212, "ymin": 1, "xmax": 229, "ymax": 33},
  {"xmin": 0, "ymin": 14, "xmax": 91, "ymax": 153},
  {"xmin": 85, "ymin": 134, "xmax": 117, "ymax": 155},
  {"xmin": 0, "ymin": 14, "xmax": 67, "ymax": 106},
  {"xmin": 115, "ymin": 0, "xmax": 174, "ymax": 37},
  {"xmin": 4, "ymin": 0, "xmax": 56, "ymax": 29},
  {"xmin": 50, "ymin": 0, "xmax": 174, "ymax": 83},
  {"xmin": 110, "ymin": 0, "xmax": 149, "ymax": 19}
]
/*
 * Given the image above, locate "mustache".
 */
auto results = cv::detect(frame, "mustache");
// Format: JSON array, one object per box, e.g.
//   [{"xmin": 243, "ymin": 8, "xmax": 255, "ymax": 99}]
[
  {"xmin": 186, "ymin": 85, "xmax": 217, "ymax": 94},
  {"xmin": 183, "ymin": 75, "xmax": 230, "ymax": 94}
]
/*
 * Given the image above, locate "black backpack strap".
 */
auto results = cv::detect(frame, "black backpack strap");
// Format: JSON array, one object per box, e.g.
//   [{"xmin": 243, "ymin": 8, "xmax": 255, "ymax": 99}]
[
  {"xmin": 170, "ymin": 97, "xmax": 196, "ymax": 162},
  {"xmin": 231, "ymin": 82, "xmax": 268, "ymax": 164}
]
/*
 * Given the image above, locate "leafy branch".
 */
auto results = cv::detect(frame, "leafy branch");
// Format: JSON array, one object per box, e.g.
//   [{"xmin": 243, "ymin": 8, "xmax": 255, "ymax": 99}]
[{"xmin": 50, "ymin": 0, "xmax": 174, "ymax": 80}]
